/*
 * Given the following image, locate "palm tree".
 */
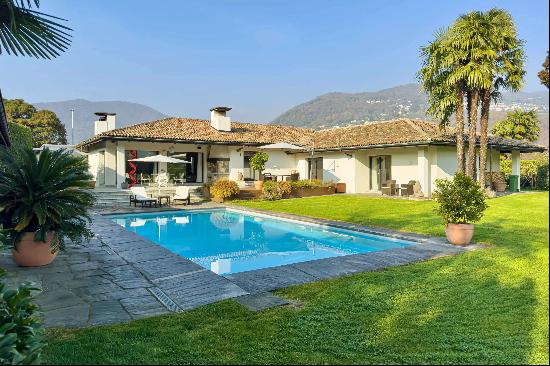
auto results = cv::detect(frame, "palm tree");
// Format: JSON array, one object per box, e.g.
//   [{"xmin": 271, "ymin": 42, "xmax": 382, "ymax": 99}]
[
  {"xmin": 450, "ymin": 9, "xmax": 524, "ymax": 184},
  {"xmin": 419, "ymin": 29, "xmax": 466, "ymax": 173},
  {"xmin": 0, "ymin": 0, "xmax": 72, "ymax": 59}
]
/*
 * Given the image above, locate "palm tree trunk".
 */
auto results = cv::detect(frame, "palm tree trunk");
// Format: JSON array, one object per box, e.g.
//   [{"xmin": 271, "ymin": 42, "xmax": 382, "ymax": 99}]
[
  {"xmin": 454, "ymin": 82, "xmax": 466, "ymax": 173},
  {"xmin": 466, "ymin": 89, "xmax": 479, "ymax": 178},
  {"xmin": 478, "ymin": 88, "xmax": 491, "ymax": 187}
]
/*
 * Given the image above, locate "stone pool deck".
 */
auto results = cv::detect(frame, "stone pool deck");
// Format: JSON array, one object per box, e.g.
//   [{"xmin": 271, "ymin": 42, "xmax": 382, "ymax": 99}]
[{"xmin": 0, "ymin": 205, "xmax": 480, "ymax": 328}]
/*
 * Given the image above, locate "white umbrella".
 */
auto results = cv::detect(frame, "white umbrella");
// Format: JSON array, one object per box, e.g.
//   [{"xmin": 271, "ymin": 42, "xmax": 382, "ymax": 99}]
[
  {"xmin": 129, "ymin": 154, "xmax": 191, "ymax": 164},
  {"xmin": 128, "ymin": 154, "xmax": 191, "ymax": 195},
  {"xmin": 258, "ymin": 142, "xmax": 305, "ymax": 151}
]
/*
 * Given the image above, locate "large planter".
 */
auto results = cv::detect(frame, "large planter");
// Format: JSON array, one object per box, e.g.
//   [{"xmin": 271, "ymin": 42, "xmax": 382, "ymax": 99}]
[
  {"xmin": 12, "ymin": 232, "xmax": 58, "ymax": 267},
  {"xmin": 494, "ymin": 182, "xmax": 507, "ymax": 192},
  {"xmin": 254, "ymin": 181, "xmax": 264, "ymax": 190},
  {"xmin": 445, "ymin": 223, "xmax": 474, "ymax": 246}
]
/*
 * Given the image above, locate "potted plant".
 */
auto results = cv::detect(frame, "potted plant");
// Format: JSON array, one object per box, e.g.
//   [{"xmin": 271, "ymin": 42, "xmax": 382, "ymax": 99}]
[
  {"xmin": 433, "ymin": 173, "xmax": 488, "ymax": 246},
  {"xmin": 249, "ymin": 151, "xmax": 269, "ymax": 190},
  {"xmin": 121, "ymin": 177, "xmax": 132, "ymax": 189},
  {"xmin": 492, "ymin": 172, "xmax": 507, "ymax": 192},
  {"xmin": 0, "ymin": 147, "xmax": 95, "ymax": 267},
  {"xmin": 209, "ymin": 179, "xmax": 240, "ymax": 203}
]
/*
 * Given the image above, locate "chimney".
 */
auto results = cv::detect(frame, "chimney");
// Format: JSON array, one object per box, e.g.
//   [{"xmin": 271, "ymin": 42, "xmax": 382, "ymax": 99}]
[
  {"xmin": 210, "ymin": 106, "xmax": 232, "ymax": 132},
  {"xmin": 94, "ymin": 112, "xmax": 116, "ymax": 135}
]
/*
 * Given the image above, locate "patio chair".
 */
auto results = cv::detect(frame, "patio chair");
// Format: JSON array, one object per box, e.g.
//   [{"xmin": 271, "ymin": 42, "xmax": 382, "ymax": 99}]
[
  {"xmin": 130, "ymin": 186, "xmax": 157, "ymax": 207},
  {"xmin": 173, "ymin": 173, "xmax": 185, "ymax": 185},
  {"xmin": 140, "ymin": 173, "xmax": 151, "ymax": 186},
  {"xmin": 381, "ymin": 180, "xmax": 398, "ymax": 196},
  {"xmin": 263, "ymin": 173, "xmax": 273, "ymax": 181},
  {"xmin": 172, "ymin": 186, "xmax": 191, "ymax": 205}
]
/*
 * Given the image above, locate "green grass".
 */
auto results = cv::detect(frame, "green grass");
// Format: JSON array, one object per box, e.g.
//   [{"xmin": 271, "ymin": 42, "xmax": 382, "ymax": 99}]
[{"xmin": 44, "ymin": 193, "xmax": 549, "ymax": 365}]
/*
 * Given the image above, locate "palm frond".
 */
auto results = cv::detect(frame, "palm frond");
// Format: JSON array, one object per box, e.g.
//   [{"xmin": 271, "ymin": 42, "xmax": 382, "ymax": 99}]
[{"xmin": 0, "ymin": 0, "xmax": 72, "ymax": 59}]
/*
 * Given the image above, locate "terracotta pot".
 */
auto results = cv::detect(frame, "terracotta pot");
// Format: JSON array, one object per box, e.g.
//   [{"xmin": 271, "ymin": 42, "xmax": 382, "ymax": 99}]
[
  {"xmin": 494, "ymin": 182, "xmax": 507, "ymax": 192},
  {"xmin": 445, "ymin": 223, "xmax": 474, "ymax": 246},
  {"xmin": 12, "ymin": 232, "xmax": 58, "ymax": 267},
  {"xmin": 254, "ymin": 180, "xmax": 263, "ymax": 190}
]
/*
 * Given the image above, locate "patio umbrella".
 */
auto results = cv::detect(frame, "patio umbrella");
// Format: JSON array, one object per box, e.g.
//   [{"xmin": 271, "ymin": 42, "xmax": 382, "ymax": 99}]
[
  {"xmin": 128, "ymin": 155, "xmax": 191, "ymax": 195},
  {"xmin": 129, "ymin": 155, "xmax": 191, "ymax": 164},
  {"xmin": 258, "ymin": 142, "xmax": 305, "ymax": 151}
]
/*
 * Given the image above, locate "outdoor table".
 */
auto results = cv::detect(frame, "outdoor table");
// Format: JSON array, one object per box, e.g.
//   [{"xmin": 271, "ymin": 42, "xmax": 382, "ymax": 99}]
[{"xmin": 157, "ymin": 195, "xmax": 171, "ymax": 206}]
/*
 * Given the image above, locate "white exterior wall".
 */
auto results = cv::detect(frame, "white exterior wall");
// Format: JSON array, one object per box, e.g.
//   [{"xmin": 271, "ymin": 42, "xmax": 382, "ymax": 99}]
[{"xmin": 85, "ymin": 139, "xmax": 504, "ymax": 195}]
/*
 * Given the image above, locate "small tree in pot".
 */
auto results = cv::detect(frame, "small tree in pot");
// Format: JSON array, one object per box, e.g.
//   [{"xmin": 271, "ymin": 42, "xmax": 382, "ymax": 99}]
[
  {"xmin": 433, "ymin": 173, "xmax": 488, "ymax": 245},
  {"xmin": 0, "ymin": 147, "xmax": 95, "ymax": 266},
  {"xmin": 249, "ymin": 151, "xmax": 269, "ymax": 190}
]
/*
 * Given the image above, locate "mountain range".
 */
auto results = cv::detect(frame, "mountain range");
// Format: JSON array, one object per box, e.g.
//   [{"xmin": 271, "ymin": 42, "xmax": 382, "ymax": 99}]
[
  {"xmin": 33, "ymin": 99, "xmax": 166, "ymax": 144},
  {"xmin": 272, "ymin": 84, "xmax": 549, "ymax": 145},
  {"xmin": 33, "ymin": 83, "xmax": 548, "ymax": 146}
]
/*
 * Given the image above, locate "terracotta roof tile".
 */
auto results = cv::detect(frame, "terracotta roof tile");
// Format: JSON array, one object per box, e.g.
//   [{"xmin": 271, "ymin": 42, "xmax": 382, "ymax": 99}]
[{"xmin": 78, "ymin": 117, "xmax": 545, "ymax": 152}]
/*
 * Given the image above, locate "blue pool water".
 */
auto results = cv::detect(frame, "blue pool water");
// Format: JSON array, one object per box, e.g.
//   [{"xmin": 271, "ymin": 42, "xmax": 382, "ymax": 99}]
[{"xmin": 109, "ymin": 209, "xmax": 414, "ymax": 275}]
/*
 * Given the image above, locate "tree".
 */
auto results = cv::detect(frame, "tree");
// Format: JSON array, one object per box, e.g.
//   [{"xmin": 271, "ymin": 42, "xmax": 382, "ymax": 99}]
[
  {"xmin": 538, "ymin": 52, "xmax": 549, "ymax": 88},
  {"xmin": 446, "ymin": 9, "xmax": 524, "ymax": 183},
  {"xmin": 0, "ymin": 0, "xmax": 72, "ymax": 59},
  {"xmin": 4, "ymin": 99, "xmax": 67, "ymax": 146},
  {"xmin": 419, "ymin": 29, "xmax": 466, "ymax": 173},
  {"xmin": 492, "ymin": 109, "xmax": 541, "ymax": 142}
]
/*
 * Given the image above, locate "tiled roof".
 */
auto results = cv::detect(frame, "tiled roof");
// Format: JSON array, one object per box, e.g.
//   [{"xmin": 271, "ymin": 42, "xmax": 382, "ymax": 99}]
[
  {"xmin": 78, "ymin": 117, "xmax": 545, "ymax": 152},
  {"xmin": 79, "ymin": 118, "xmax": 314, "ymax": 147}
]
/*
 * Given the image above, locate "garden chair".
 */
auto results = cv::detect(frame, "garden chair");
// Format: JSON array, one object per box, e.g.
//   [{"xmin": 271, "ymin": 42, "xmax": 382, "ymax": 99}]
[
  {"xmin": 172, "ymin": 186, "xmax": 191, "ymax": 205},
  {"xmin": 381, "ymin": 180, "xmax": 398, "ymax": 196}
]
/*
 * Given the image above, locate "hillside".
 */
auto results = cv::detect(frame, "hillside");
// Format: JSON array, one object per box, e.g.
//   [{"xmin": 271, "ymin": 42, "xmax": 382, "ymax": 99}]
[
  {"xmin": 33, "ymin": 99, "xmax": 166, "ymax": 144},
  {"xmin": 272, "ymin": 84, "xmax": 549, "ymax": 145}
]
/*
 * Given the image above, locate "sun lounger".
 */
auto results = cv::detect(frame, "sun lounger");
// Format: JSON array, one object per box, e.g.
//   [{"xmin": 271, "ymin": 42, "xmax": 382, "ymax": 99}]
[{"xmin": 130, "ymin": 187, "xmax": 158, "ymax": 207}]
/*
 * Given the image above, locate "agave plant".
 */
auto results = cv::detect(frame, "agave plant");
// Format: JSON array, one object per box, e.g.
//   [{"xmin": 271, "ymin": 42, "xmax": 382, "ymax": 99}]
[
  {"xmin": 0, "ymin": 0, "xmax": 72, "ymax": 59},
  {"xmin": 0, "ymin": 147, "xmax": 95, "ymax": 250}
]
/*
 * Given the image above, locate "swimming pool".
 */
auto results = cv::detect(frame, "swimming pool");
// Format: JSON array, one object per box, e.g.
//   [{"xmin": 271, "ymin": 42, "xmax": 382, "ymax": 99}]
[{"xmin": 109, "ymin": 209, "xmax": 415, "ymax": 275}]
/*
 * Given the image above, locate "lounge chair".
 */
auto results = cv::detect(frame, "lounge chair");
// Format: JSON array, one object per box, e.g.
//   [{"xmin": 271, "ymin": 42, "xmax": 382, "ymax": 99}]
[
  {"xmin": 381, "ymin": 180, "xmax": 398, "ymax": 196},
  {"xmin": 130, "ymin": 187, "xmax": 157, "ymax": 207},
  {"xmin": 172, "ymin": 186, "xmax": 191, "ymax": 205}
]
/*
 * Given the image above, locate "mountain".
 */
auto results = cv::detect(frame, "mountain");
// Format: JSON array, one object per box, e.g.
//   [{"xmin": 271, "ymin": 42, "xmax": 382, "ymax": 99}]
[
  {"xmin": 272, "ymin": 84, "xmax": 549, "ymax": 145},
  {"xmin": 33, "ymin": 99, "xmax": 166, "ymax": 144}
]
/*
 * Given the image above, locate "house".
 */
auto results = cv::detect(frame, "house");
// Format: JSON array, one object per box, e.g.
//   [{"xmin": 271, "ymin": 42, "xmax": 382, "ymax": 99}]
[{"xmin": 76, "ymin": 107, "xmax": 545, "ymax": 197}]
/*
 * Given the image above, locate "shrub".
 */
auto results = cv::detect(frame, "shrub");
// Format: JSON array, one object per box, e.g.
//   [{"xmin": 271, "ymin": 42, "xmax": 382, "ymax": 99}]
[
  {"xmin": 0, "ymin": 275, "xmax": 44, "ymax": 365},
  {"xmin": 6, "ymin": 122, "xmax": 32, "ymax": 161},
  {"xmin": 0, "ymin": 147, "xmax": 95, "ymax": 251},
  {"xmin": 249, "ymin": 152, "xmax": 269, "ymax": 177},
  {"xmin": 262, "ymin": 180, "xmax": 282, "ymax": 200},
  {"xmin": 277, "ymin": 181, "xmax": 292, "ymax": 197},
  {"xmin": 433, "ymin": 173, "xmax": 488, "ymax": 225},
  {"xmin": 210, "ymin": 179, "xmax": 239, "ymax": 200},
  {"xmin": 290, "ymin": 179, "xmax": 323, "ymax": 190}
]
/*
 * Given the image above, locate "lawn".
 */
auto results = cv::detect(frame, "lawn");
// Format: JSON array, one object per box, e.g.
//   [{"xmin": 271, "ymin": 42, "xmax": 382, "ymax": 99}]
[{"xmin": 44, "ymin": 193, "xmax": 549, "ymax": 365}]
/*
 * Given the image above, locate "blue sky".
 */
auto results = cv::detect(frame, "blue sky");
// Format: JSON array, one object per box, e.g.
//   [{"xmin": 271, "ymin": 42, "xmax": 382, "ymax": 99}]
[{"xmin": 1, "ymin": 0, "xmax": 548, "ymax": 122}]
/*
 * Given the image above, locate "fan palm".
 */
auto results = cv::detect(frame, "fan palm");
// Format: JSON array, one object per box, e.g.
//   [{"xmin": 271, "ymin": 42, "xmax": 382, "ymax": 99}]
[
  {"xmin": 0, "ymin": 0, "xmax": 72, "ymax": 58},
  {"xmin": 419, "ymin": 28, "xmax": 467, "ymax": 173},
  {"xmin": 0, "ymin": 147, "xmax": 94, "ymax": 250},
  {"xmin": 450, "ymin": 9, "xmax": 524, "ymax": 183}
]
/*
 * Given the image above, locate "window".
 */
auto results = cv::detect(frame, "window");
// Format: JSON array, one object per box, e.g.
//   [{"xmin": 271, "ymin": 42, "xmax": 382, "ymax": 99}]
[{"xmin": 168, "ymin": 152, "xmax": 203, "ymax": 183}]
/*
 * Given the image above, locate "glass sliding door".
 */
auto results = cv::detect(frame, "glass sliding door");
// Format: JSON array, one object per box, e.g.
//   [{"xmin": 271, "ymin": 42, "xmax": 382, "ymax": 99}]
[
  {"xmin": 167, "ymin": 152, "xmax": 203, "ymax": 183},
  {"xmin": 307, "ymin": 157, "xmax": 323, "ymax": 180},
  {"xmin": 369, "ymin": 155, "xmax": 391, "ymax": 191}
]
